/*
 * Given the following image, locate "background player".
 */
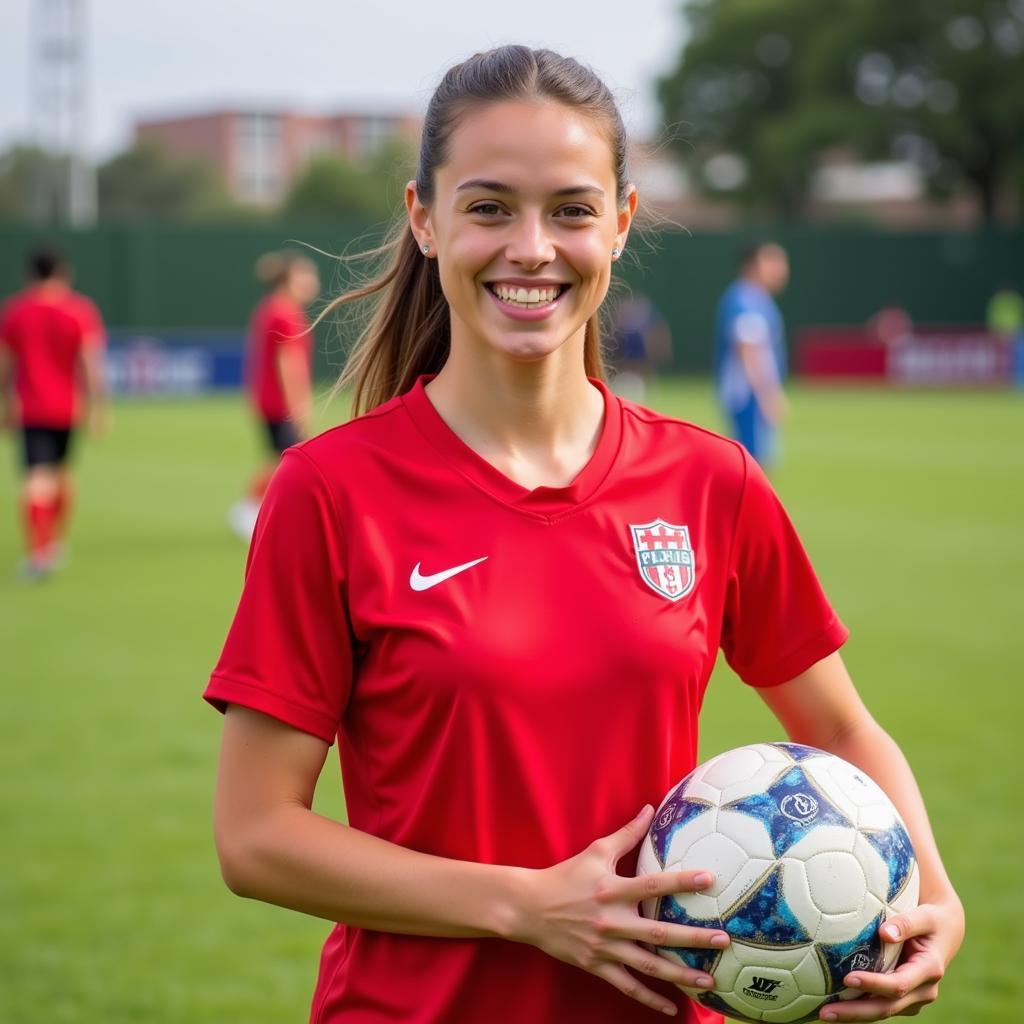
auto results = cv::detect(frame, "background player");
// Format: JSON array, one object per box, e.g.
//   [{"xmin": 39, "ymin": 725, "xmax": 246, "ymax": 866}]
[
  {"xmin": 205, "ymin": 47, "xmax": 963, "ymax": 1024},
  {"xmin": 0, "ymin": 245, "xmax": 107, "ymax": 579},
  {"xmin": 228, "ymin": 250, "xmax": 320, "ymax": 541},
  {"xmin": 713, "ymin": 242, "xmax": 790, "ymax": 466}
]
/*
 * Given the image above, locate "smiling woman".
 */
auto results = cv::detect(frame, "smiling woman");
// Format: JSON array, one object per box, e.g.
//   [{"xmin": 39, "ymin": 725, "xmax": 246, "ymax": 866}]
[{"xmin": 203, "ymin": 44, "xmax": 963, "ymax": 1024}]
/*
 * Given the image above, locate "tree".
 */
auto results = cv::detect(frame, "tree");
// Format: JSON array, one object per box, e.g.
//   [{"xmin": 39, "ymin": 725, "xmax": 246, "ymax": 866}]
[
  {"xmin": 658, "ymin": 0, "xmax": 1024, "ymax": 222},
  {"xmin": 283, "ymin": 139, "xmax": 415, "ymax": 222},
  {"xmin": 97, "ymin": 141, "xmax": 235, "ymax": 220},
  {"xmin": 0, "ymin": 145, "xmax": 64, "ymax": 221}
]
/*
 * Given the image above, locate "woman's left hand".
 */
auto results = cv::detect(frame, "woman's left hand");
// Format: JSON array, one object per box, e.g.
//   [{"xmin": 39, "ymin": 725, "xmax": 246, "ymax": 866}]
[{"xmin": 820, "ymin": 895, "xmax": 965, "ymax": 1020}]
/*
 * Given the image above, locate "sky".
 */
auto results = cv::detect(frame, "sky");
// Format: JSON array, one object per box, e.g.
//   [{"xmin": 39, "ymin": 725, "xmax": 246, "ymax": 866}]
[{"xmin": 0, "ymin": 0, "xmax": 688, "ymax": 159}]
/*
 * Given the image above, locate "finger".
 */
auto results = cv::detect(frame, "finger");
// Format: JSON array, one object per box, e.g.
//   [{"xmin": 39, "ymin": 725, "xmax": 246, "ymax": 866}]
[
  {"xmin": 593, "ymin": 805, "xmax": 655, "ymax": 861},
  {"xmin": 592, "ymin": 961, "xmax": 678, "ymax": 1017},
  {"xmin": 617, "ymin": 868, "xmax": 716, "ymax": 904},
  {"xmin": 843, "ymin": 949, "xmax": 944, "ymax": 1000},
  {"xmin": 878, "ymin": 904, "xmax": 934, "ymax": 946},
  {"xmin": 819, "ymin": 982, "xmax": 939, "ymax": 1021},
  {"xmin": 631, "ymin": 917, "xmax": 730, "ymax": 952},
  {"xmin": 605, "ymin": 939, "xmax": 717, "ymax": 991}
]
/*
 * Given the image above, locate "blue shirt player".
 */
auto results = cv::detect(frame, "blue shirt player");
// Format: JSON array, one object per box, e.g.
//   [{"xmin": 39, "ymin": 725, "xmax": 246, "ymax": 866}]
[{"xmin": 714, "ymin": 242, "xmax": 790, "ymax": 465}]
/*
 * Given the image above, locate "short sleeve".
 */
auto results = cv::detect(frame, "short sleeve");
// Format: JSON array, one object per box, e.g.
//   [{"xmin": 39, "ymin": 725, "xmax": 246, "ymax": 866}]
[
  {"xmin": 720, "ymin": 450, "xmax": 849, "ymax": 687},
  {"xmin": 271, "ymin": 308, "xmax": 309, "ymax": 349},
  {"xmin": 732, "ymin": 311, "xmax": 770, "ymax": 347},
  {"xmin": 76, "ymin": 297, "xmax": 106, "ymax": 348},
  {"xmin": 204, "ymin": 448, "xmax": 352, "ymax": 742}
]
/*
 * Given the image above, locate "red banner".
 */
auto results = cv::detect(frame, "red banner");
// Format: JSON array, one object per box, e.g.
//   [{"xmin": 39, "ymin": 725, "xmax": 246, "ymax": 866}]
[{"xmin": 797, "ymin": 327, "xmax": 1014, "ymax": 387}]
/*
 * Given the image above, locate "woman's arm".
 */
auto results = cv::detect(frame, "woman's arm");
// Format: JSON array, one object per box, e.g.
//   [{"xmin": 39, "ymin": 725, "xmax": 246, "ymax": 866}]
[
  {"xmin": 274, "ymin": 345, "xmax": 312, "ymax": 438},
  {"xmin": 214, "ymin": 704, "xmax": 730, "ymax": 1017},
  {"xmin": 758, "ymin": 651, "xmax": 965, "ymax": 1021}
]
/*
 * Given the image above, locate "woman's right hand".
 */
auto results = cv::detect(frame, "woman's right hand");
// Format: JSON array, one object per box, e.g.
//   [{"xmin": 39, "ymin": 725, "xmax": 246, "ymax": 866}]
[{"xmin": 511, "ymin": 805, "xmax": 731, "ymax": 1017}]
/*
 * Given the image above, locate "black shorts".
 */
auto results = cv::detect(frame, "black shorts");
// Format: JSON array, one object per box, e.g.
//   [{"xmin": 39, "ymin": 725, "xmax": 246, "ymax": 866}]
[
  {"xmin": 22, "ymin": 426, "xmax": 75, "ymax": 469},
  {"xmin": 264, "ymin": 418, "xmax": 300, "ymax": 455}
]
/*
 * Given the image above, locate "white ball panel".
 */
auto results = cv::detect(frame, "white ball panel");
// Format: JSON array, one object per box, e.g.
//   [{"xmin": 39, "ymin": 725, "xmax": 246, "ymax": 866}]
[
  {"xmin": 688, "ymin": 744, "xmax": 794, "ymax": 806},
  {"xmin": 851, "ymin": 832, "xmax": 893, "ymax": 903},
  {"xmin": 698, "ymin": 746, "xmax": 770, "ymax": 790},
  {"xmin": 803, "ymin": 851, "xmax": 868, "ymax": 916},
  {"xmin": 683, "ymin": 833, "xmax": 750, "ymax": 898},
  {"xmin": 791, "ymin": 946, "xmax": 827, "ymax": 995},
  {"xmin": 716, "ymin": 809, "xmax": 777, "ymax": 860},
  {"xmin": 784, "ymin": 825, "xmax": 857, "ymax": 860},
  {"xmin": 659, "ymin": 809, "xmax": 718, "ymax": 871},
  {"xmin": 718, "ymin": 859, "xmax": 777, "ymax": 915},
  {"xmin": 778, "ymin": 858, "xmax": 822, "ymax": 936},
  {"xmin": 816, "ymin": 892, "xmax": 884, "ymax": 945}
]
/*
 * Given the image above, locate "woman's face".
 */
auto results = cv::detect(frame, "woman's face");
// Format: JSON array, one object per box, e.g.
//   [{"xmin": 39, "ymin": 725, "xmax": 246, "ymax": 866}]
[
  {"xmin": 288, "ymin": 262, "xmax": 321, "ymax": 306},
  {"xmin": 408, "ymin": 101, "xmax": 635, "ymax": 365}
]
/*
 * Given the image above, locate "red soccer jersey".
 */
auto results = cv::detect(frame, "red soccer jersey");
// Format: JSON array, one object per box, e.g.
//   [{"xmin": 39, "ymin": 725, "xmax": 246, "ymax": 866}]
[
  {"xmin": 205, "ymin": 377, "xmax": 848, "ymax": 1024},
  {"xmin": 246, "ymin": 292, "xmax": 310, "ymax": 422},
  {"xmin": 0, "ymin": 285, "xmax": 104, "ymax": 427}
]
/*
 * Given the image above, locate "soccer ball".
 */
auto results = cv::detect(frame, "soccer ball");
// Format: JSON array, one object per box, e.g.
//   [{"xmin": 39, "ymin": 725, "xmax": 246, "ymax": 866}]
[{"xmin": 637, "ymin": 742, "xmax": 919, "ymax": 1023}]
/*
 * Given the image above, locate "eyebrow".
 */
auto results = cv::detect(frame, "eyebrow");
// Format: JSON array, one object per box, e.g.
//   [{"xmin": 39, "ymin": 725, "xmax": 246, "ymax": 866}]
[{"xmin": 455, "ymin": 179, "xmax": 605, "ymax": 199}]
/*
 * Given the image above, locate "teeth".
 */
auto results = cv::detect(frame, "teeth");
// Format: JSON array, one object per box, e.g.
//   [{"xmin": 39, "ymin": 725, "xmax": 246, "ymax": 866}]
[{"xmin": 492, "ymin": 284, "xmax": 561, "ymax": 307}]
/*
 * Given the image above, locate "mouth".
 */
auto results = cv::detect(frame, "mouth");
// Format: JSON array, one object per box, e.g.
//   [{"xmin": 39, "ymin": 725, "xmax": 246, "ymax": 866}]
[{"xmin": 484, "ymin": 282, "xmax": 571, "ymax": 311}]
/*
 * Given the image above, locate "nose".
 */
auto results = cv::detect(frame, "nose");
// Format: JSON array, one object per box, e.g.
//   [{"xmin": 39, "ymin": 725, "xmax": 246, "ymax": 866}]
[{"xmin": 505, "ymin": 213, "xmax": 555, "ymax": 269}]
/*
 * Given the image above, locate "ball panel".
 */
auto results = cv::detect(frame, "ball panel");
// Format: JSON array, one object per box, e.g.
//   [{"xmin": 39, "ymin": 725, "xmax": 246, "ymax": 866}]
[
  {"xmin": 817, "ymin": 914, "xmax": 887, "ymax": 991},
  {"xmin": 727, "ymin": 768, "xmax": 853, "ymax": 860},
  {"xmin": 723, "ymin": 864, "xmax": 814, "ymax": 947}
]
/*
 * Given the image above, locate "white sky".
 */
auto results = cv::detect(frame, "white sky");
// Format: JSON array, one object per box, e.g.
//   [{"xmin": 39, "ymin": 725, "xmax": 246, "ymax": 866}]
[{"xmin": 0, "ymin": 0, "xmax": 688, "ymax": 159}]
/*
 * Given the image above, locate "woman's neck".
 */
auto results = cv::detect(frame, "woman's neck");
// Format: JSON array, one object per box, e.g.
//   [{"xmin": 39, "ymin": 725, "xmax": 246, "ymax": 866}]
[{"xmin": 425, "ymin": 342, "xmax": 605, "ymax": 491}]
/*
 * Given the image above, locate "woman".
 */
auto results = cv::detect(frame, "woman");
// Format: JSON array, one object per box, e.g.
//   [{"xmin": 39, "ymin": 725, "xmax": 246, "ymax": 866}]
[
  {"xmin": 205, "ymin": 46, "xmax": 963, "ymax": 1023},
  {"xmin": 229, "ymin": 250, "xmax": 320, "ymax": 541}
]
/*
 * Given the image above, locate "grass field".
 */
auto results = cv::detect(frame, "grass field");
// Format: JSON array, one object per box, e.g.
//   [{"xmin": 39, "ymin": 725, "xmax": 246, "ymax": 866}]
[{"xmin": 1, "ymin": 380, "xmax": 1021, "ymax": 1023}]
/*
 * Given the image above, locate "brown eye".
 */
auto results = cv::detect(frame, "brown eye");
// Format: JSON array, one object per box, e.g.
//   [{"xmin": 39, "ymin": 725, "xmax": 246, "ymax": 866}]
[
  {"xmin": 558, "ymin": 205, "xmax": 595, "ymax": 219},
  {"xmin": 469, "ymin": 203, "xmax": 504, "ymax": 217}
]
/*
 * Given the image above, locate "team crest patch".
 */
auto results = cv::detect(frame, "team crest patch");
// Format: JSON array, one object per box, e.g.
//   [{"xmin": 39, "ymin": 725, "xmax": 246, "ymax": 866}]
[{"xmin": 629, "ymin": 520, "xmax": 695, "ymax": 601}]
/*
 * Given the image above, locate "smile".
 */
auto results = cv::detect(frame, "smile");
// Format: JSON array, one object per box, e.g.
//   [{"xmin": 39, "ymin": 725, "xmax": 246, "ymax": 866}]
[{"xmin": 484, "ymin": 282, "xmax": 570, "ymax": 311}]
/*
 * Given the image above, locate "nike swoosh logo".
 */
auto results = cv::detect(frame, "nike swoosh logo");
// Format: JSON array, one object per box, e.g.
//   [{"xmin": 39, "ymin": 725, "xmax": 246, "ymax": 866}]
[{"xmin": 410, "ymin": 556, "xmax": 488, "ymax": 592}]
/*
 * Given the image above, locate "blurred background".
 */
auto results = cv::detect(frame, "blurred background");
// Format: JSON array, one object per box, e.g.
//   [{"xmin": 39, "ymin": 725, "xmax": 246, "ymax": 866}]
[{"xmin": 1, "ymin": 1, "xmax": 1021, "ymax": 1022}]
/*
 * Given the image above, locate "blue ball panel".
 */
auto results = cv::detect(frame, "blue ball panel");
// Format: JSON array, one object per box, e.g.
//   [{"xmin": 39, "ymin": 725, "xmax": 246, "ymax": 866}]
[
  {"xmin": 818, "ymin": 914, "xmax": 886, "ymax": 991},
  {"xmin": 721, "ymin": 864, "xmax": 814, "ymax": 946},
  {"xmin": 728, "ymin": 767, "xmax": 852, "ymax": 859}
]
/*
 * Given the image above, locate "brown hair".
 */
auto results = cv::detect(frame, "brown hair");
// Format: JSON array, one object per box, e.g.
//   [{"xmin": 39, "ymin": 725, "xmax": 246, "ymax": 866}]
[
  {"xmin": 319, "ymin": 45, "xmax": 632, "ymax": 416},
  {"xmin": 255, "ymin": 249, "xmax": 315, "ymax": 290}
]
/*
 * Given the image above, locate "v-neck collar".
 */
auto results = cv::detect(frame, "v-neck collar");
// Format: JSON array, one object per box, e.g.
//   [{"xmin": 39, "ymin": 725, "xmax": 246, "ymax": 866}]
[{"xmin": 401, "ymin": 374, "xmax": 623, "ymax": 520}]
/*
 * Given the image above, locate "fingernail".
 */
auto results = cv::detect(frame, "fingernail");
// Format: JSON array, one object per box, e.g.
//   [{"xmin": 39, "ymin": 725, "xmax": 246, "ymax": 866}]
[
  {"xmin": 821, "ymin": 1013, "xmax": 837, "ymax": 1022},
  {"xmin": 846, "ymin": 976, "xmax": 862, "ymax": 988},
  {"xmin": 693, "ymin": 872, "xmax": 713, "ymax": 887},
  {"xmin": 661, "ymin": 1006, "xmax": 677, "ymax": 1016},
  {"xmin": 637, "ymin": 804, "xmax": 654, "ymax": 820},
  {"xmin": 710, "ymin": 932, "xmax": 730, "ymax": 947},
  {"xmin": 695, "ymin": 976, "xmax": 714, "ymax": 989},
  {"xmin": 884, "ymin": 924, "xmax": 901, "ymax": 940}
]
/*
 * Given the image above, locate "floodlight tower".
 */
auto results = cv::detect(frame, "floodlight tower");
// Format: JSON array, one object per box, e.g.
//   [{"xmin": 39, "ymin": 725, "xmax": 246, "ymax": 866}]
[{"xmin": 30, "ymin": 0, "xmax": 96, "ymax": 225}]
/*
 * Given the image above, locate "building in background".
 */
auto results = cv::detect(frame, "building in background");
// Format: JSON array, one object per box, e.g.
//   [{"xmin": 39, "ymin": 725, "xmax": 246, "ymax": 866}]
[{"xmin": 134, "ymin": 107, "xmax": 422, "ymax": 205}]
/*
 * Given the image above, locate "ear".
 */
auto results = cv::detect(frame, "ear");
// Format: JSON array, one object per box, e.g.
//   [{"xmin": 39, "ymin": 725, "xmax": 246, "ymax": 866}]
[
  {"xmin": 614, "ymin": 184, "xmax": 639, "ymax": 253},
  {"xmin": 406, "ymin": 181, "xmax": 434, "ymax": 252}
]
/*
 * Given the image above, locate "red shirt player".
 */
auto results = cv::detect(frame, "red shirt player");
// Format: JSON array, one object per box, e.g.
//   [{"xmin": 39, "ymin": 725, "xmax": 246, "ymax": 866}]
[
  {"xmin": 0, "ymin": 246, "xmax": 107, "ymax": 579},
  {"xmin": 205, "ymin": 47, "xmax": 964, "ymax": 1024},
  {"xmin": 229, "ymin": 250, "xmax": 320, "ymax": 541}
]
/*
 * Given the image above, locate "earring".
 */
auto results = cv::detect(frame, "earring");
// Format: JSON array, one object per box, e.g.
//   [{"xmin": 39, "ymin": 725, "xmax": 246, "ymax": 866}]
[
  {"xmin": 422, "ymin": 244, "xmax": 431, "ymax": 255},
  {"xmin": 611, "ymin": 246, "xmax": 621, "ymax": 258}
]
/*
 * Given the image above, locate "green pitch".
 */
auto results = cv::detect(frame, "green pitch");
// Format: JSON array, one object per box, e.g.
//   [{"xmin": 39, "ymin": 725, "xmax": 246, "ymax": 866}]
[{"xmin": 0, "ymin": 381, "xmax": 1020, "ymax": 1022}]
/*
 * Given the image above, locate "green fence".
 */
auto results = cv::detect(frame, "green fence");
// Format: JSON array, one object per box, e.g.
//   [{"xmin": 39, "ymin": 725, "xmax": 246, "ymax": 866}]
[{"xmin": 2, "ymin": 221, "xmax": 1021, "ymax": 374}]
